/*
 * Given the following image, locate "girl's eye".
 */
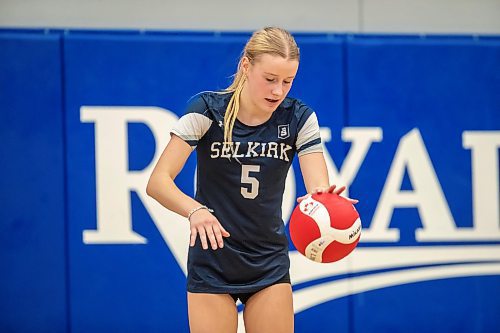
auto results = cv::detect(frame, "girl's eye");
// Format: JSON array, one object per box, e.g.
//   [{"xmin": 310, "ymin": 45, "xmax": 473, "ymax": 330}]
[{"xmin": 266, "ymin": 78, "xmax": 292, "ymax": 84}]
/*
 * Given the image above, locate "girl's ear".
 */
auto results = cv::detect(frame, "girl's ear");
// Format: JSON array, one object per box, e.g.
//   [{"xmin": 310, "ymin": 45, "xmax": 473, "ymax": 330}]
[{"xmin": 240, "ymin": 56, "xmax": 250, "ymax": 74}]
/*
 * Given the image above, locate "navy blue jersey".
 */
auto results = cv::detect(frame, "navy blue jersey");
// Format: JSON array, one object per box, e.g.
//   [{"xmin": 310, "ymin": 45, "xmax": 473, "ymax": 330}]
[{"xmin": 171, "ymin": 91, "xmax": 322, "ymax": 293}]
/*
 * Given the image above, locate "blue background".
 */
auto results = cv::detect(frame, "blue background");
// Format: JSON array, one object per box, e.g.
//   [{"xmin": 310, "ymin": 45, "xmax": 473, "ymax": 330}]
[{"xmin": 1, "ymin": 29, "xmax": 499, "ymax": 332}]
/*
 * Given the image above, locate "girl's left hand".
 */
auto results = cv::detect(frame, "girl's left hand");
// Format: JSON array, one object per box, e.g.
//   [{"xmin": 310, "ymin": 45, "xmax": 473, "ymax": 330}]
[{"xmin": 296, "ymin": 184, "xmax": 359, "ymax": 204}]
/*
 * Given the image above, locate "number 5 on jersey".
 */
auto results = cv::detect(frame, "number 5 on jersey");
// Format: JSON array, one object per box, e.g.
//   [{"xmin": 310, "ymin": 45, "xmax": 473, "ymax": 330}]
[{"xmin": 241, "ymin": 164, "xmax": 260, "ymax": 199}]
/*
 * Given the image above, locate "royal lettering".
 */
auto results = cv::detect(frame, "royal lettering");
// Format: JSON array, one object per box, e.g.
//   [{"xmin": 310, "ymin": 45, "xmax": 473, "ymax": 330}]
[{"xmin": 80, "ymin": 106, "xmax": 500, "ymax": 262}]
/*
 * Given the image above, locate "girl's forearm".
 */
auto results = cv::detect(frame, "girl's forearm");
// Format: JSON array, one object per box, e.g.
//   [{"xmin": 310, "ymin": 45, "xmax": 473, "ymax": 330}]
[{"xmin": 146, "ymin": 173, "xmax": 202, "ymax": 218}]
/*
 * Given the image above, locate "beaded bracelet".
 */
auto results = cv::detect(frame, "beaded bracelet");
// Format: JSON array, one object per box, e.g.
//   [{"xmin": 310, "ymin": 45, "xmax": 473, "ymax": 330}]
[{"xmin": 187, "ymin": 205, "xmax": 214, "ymax": 221}]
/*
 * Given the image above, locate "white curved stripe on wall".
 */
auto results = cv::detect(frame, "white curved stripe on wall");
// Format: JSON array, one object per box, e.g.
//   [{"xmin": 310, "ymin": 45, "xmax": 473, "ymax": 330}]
[
  {"xmin": 293, "ymin": 262, "xmax": 500, "ymax": 313},
  {"xmin": 290, "ymin": 245, "xmax": 500, "ymax": 285}
]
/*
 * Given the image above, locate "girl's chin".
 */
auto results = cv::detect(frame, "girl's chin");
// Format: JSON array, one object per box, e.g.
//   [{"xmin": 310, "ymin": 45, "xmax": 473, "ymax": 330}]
[{"xmin": 260, "ymin": 104, "xmax": 279, "ymax": 113}]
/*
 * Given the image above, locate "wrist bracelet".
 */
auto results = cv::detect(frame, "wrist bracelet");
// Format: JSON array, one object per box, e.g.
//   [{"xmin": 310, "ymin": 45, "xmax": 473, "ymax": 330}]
[{"xmin": 187, "ymin": 205, "xmax": 214, "ymax": 221}]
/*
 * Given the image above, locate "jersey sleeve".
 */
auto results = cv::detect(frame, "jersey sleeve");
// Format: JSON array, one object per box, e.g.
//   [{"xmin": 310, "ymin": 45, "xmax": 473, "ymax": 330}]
[
  {"xmin": 170, "ymin": 95, "xmax": 213, "ymax": 149},
  {"xmin": 295, "ymin": 107, "xmax": 323, "ymax": 156}
]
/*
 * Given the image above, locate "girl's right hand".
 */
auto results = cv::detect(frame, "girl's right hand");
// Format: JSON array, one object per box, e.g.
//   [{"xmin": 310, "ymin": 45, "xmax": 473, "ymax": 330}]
[
  {"xmin": 189, "ymin": 209, "xmax": 230, "ymax": 250},
  {"xmin": 297, "ymin": 185, "xmax": 359, "ymax": 204}
]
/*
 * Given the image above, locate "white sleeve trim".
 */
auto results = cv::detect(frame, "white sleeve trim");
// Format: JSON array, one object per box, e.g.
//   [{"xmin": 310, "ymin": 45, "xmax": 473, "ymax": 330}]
[
  {"xmin": 296, "ymin": 112, "xmax": 321, "ymax": 151},
  {"xmin": 170, "ymin": 113, "xmax": 213, "ymax": 146},
  {"xmin": 298, "ymin": 145, "xmax": 324, "ymax": 157}
]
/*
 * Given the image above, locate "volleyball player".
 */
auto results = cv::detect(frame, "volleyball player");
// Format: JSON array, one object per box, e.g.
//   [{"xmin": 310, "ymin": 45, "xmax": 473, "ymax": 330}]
[{"xmin": 147, "ymin": 26, "xmax": 356, "ymax": 333}]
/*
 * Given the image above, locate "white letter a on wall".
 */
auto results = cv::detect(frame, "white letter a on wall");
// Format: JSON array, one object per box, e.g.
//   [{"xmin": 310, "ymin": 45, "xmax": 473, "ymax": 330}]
[{"xmin": 363, "ymin": 128, "xmax": 456, "ymax": 241}]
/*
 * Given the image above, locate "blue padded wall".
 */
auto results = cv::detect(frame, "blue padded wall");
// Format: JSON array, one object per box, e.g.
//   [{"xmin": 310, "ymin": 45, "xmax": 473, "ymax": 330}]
[
  {"xmin": 1, "ymin": 30, "xmax": 499, "ymax": 333},
  {"xmin": 347, "ymin": 36, "xmax": 500, "ymax": 333},
  {"xmin": 0, "ymin": 32, "xmax": 67, "ymax": 333}
]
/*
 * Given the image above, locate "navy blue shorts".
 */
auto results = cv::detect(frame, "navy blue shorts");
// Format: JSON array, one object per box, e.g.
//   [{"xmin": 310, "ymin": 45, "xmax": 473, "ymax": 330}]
[{"xmin": 229, "ymin": 272, "xmax": 291, "ymax": 304}]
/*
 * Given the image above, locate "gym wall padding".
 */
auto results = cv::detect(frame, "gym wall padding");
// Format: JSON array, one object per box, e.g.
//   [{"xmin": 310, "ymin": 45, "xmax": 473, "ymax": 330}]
[
  {"xmin": 346, "ymin": 36, "xmax": 500, "ymax": 333},
  {"xmin": 1, "ymin": 30, "xmax": 499, "ymax": 333},
  {"xmin": 0, "ymin": 32, "xmax": 67, "ymax": 333}
]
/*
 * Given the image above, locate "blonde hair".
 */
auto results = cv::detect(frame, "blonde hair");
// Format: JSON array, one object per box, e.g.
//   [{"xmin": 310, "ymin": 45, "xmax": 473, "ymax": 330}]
[{"xmin": 223, "ymin": 27, "xmax": 300, "ymax": 144}]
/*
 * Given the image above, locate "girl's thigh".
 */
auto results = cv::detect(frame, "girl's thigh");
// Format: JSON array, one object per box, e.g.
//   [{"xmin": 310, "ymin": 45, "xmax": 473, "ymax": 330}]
[{"xmin": 187, "ymin": 292, "xmax": 238, "ymax": 333}]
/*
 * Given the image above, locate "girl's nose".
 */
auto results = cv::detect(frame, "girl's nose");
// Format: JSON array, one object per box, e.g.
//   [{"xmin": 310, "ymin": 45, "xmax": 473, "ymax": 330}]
[{"xmin": 272, "ymin": 84, "xmax": 283, "ymax": 97}]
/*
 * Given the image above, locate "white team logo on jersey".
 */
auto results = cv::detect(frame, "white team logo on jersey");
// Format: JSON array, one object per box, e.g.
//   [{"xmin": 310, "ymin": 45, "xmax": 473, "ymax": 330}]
[{"xmin": 278, "ymin": 124, "xmax": 290, "ymax": 139}]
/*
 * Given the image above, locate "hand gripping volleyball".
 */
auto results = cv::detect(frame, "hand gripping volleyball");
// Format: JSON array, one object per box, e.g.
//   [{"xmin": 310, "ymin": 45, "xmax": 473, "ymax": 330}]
[{"xmin": 289, "ymin": 193, "xmax": 361, "ymax": 263}]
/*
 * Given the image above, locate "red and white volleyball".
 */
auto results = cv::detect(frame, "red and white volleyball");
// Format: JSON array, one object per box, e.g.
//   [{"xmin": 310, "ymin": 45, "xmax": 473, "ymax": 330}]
[{"xmin": 289, "ymin": 193, "xmax": 361, "ymax": 263}]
